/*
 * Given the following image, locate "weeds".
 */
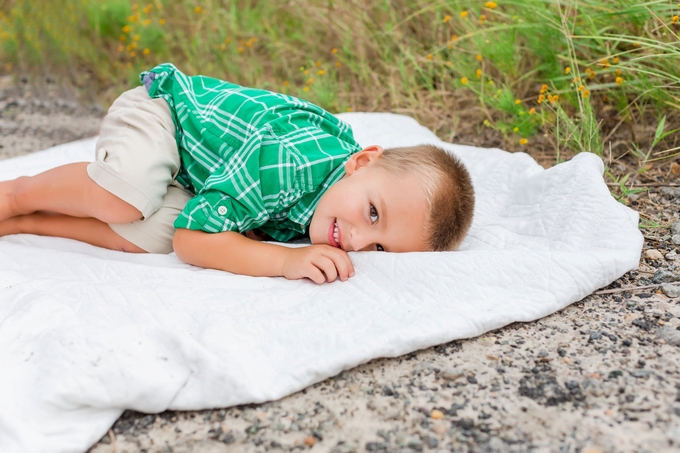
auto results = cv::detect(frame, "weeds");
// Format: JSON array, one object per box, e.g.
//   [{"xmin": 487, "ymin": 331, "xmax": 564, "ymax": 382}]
[{"xmin": 0, "ymin": 0, "xmax": 679, "ymax": 190}]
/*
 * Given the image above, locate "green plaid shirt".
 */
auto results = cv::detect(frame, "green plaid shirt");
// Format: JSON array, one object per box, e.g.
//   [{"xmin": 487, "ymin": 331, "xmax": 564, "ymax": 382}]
[{"xmin": 141, "ymin": 63, "xmax": 361, "ymax": 242}]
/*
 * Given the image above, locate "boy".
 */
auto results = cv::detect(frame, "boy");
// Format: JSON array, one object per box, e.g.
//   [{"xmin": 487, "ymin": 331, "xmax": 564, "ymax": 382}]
[{"xmin": 0, "ymin": 63, "xmax": 475, "ymax": 284}]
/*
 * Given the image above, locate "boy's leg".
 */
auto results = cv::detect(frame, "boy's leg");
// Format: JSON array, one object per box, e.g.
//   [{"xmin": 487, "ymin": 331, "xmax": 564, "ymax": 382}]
[
  {"xmin": 0, "ymin": 162, "xmax": 143, "ymax": 224},
  {"xmin": 0, "ymin": 212, "xmax": 146, "ymax": 253}
]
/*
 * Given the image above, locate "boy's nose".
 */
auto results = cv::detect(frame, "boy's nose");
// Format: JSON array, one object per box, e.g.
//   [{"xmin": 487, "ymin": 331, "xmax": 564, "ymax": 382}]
[{"xmin": 349, "ymin": 226, "xmax": 375, "ymax": 252}]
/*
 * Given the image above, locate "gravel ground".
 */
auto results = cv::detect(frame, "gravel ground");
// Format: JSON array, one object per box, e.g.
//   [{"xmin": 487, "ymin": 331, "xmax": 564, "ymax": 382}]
[{"xmin": 1, "ymin": 80, "xmax": 679, "ymax": 453}]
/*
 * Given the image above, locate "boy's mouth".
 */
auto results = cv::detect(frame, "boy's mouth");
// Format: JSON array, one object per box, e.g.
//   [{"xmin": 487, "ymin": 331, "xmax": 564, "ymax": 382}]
[{"xmin": 328, "ymin": 219, "xmax": 343, "ymax": 249}]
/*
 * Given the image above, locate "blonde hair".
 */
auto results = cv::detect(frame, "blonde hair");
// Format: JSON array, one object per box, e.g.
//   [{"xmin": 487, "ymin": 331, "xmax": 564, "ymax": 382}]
[{"xmin": 377, "ymin": 144, "xmax": 475, "ymax": 251}]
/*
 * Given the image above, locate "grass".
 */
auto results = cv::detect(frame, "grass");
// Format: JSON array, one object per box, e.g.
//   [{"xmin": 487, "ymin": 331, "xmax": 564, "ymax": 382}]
[{"xmin": 1, "ymin": 0, "xmax": 679, "ymax": 196}]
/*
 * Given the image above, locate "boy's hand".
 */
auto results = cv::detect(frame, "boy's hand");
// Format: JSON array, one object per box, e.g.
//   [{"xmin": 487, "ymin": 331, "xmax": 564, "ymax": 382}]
[{"xmin": 282, "ymin": 245, "xmax": 354, "ymax": 284}]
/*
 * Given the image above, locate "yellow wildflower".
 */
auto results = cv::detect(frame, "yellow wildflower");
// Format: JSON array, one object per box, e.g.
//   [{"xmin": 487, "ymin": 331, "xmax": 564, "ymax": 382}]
[
  {"xmin": 573, "ymin": 77, "xmax": 580, "ymax": 83},
  {"xmin": 476, "ymin": 54, "xmax": 483, "ymax": 61},
  {"xmin": 307, "ymin": 77, "xmax": 314, "ymax": 84},
  {"xmin": 443, "ymin": 15, "xmax": 451, "ymax": 23},
  {"xmin": 537, "ymin": 94, "xmax": 545, "ymax": 103},
  {"xmin": 122, "ymin": 25, "xmax": 131, "ymax": 33},
  {"xmin": 476, "ymin": 69, "xmax": 482, "ymax": 78},
  {"xmin": 331, "ymin": 48, "xmax": 338, "ymax": 54},
  {"xmin": 460, "ymin": 11, "xmax": 468, "ymax": 18},
  {"xmin": 540, "ymin": 84, "xmax": 548, "ymax": 93},
  {"xmin": 578, "ymin": 85, "xmax": 584, "ymax": 91},
  {"xmin": 615, "ymin": 69, "xmax": 621, "ymax": 76},
  {"xmin": 461, "ymin": 77, "xmax": 468, "ymax": 85},
  {"xmin": 612, "ymin": 57, "xmax": 619, "ymax": 63},
  {"xmin": 336, "ymin": 62, "xmax": 342, "ymax": 67},
  {"xmin": 303, "ymin": 69, "xmax": 310, "ymax": 75},
  {"xmin": 237, "ymin": 46, "xmax": 244, "ymax": 53},
  {"xmin": 130, "ymin": 51, "xmax": 136, "ymax": 57},
  {"xmin": 225, "ymin": 37, "xmax": 231, "ymax": 44},
  {"xmin": 514, "ymin": 99, "xmax": 521, "ymax": 104},
  {"xmin": 346, "ymin": 107, "xmax": 353, "ymax": 112},
  {"xmin": 565, "ymin": 67, "xmax": 571, "ymax": 74},
  {"xmin": 616, "ymin": 77, "xmax": 623, "ymax": 85},
  {"xmin": 134, "ymin": 34, "xmax": 140, "ymax": 41},
  {"xmin": 513, "ymin": 127, "xmax": 519, "ymax": 132},
  {"xmin": 117, "ymin": 45, "xmax": 124, "ymax": 52},
  {"xmin": 583, "ymin": 90, "xmax": 590, "ymax": 98},
  {"xmin": 303, "ymin": 87, "xmax": 310, "ymax": 92},
  {"xmin": 529, "ymin": 108, "xmax": 536, "ymax": 114},
  {"xmin": 551, "ymin": 94, "xmax": 559, "ymax": 103},
  {"xmin": 143, "ymin": 19, "xmax": 151, "ymax": 26},
  {"xmin": 485, "ymin": 2, "xmax": 498, "ymax": 9},
  {"xmin": 194, "ymin": 6, "xmax": 202, "ymax": 13},
  {"xmin": 159, "ymin": 18, "xmax": 166, "ymax": 25},
  {"xmin": 143, "ymin": 48, "xmax": 150, "ymax": 55},
  {"xmin": 427, "ymin": 54, "xmax": 433, "ymax": 60},
  {"xmin": 283, "ymin": 81, "xmax": 289, "ymax": 86},
  {"xmin": 519, "ymin": 138, "xmax": 528, "ymax": 145},
  {"xmin": 451, "ymin": 35, "xmax": 458, "ymax": 41},
  {"xmin": 480, "ymin": 15, "xmax": 487, "ymax": 20},
  {"xmin": 317, "ymin": 69, "xmax": 325, "ymax": 75},
  {"xmin": 588, "ymin": 71, "xmax": 595, "ymax": 79},
  {"xmin": 673, "ymin": 15, "xmax": 679, "ymax": 23}
]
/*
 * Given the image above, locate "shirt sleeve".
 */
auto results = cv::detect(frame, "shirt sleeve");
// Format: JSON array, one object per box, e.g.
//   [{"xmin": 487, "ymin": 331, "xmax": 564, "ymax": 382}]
[{"xmin": 173, "ymin": 188, "xmax": 269, "ymax": 233}]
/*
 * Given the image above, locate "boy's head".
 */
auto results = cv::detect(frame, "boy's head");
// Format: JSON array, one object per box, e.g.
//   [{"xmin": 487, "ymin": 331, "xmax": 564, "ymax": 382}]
[{"xmin": 309, "ymin": 143, "xmax": 475, "ymax": 252}]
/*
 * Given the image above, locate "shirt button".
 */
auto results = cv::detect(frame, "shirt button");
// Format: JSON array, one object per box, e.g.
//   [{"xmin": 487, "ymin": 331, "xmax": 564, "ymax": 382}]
[{"xmin": 217, "ymin": 206, "xmax": 227, "ymax": 215}]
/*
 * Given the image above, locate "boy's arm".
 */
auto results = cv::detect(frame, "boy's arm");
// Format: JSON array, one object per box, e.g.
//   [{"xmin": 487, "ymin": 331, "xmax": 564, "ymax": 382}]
[{"xmin": 172, "ymin": 228, "xmax": 354, "ymax": 284}]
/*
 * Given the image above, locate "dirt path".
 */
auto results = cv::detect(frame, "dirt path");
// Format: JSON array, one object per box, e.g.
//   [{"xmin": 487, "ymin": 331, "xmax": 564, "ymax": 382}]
[{"xmin": 1, "ymin": 80, "xmax": 679, "ymax": 453}]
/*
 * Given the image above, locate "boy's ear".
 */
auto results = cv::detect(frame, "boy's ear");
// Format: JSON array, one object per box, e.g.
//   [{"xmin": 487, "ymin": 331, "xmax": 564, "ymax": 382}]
[{"xmin": 345, "ymin": 145, "xmax": 384, "ymax": 175}]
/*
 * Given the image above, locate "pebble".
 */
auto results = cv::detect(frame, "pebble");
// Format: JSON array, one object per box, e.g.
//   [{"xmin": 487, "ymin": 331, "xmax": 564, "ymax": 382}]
[
  {"xmin": 651, "ymin": 270, "xmax": 680, "ymax": 284},
  {"xmin": 671, "ymin": 222, "xmax": 680, "ymax": 236},
  {"xmin": 431, "ymin": 421, "xmax": 448, "ymax": 436},
  {"xmin": 0, "ymin": 119, "xmax": 19, "ymax": 133},
  {"xmin": 662, "ymin": 283, "xmax": 680, "ymax": 298},
  {"xmin": 673, "ymin": 234, "xmax": 680, "ymax": 246},
  {"xmin": 438, "ymin": 368, "xmax": 465, "ymax": 381},
  {"xmin": 656, "ymin": 326, "xmax": 680, "ymax": 346},
  {"xmin": 667, "ymin": 251, "xmax": 678, "ymax": 261},
  {"xmin": 644, "ymin": 249, "xmax": 664, "ymax": 260}
]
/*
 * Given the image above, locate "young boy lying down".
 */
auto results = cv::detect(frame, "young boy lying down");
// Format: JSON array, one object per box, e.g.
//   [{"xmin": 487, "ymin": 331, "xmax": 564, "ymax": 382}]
[{"xmin": 0, "ymin": 63, "xmax": 475, "ymax": 284}]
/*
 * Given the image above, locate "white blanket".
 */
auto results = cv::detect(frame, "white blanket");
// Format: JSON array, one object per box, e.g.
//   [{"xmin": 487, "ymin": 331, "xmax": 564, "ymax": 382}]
[{"xmin": 0, "ymin": 113, "xmax": 642, "ymax": 453}]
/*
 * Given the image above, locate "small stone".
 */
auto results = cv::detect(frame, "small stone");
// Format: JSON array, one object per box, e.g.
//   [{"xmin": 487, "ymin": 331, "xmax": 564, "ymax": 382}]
[
  {"xmin": 662, "ymin": 284, "xmax": 680, "ymax": 298},
  {"xmin": 431, "ymin": 421, "xmax": 448, "ymax": 436},
  {"xmin": 656, "ymin": 326, "xmax": 680, "ymax": 346},
  {"xmin": 671, "ymin": 222, "xmax": 680, "ymax": 235},
  {"xmin": 426, "ymin": 435, "xmax": 438, "ymax": 449},
  {"xmin": 673, "ymin": 234, "xmax": 680, "ymax": 246},
  {"xmin": 304, "ymin": 436, "xmax": 316, "ymax": 446},
  {"xmin": 667, "ymin": 251, "xmax": 678, "ymax": 261},
  {"xmin": 431, "ymin": 409, "xmax": 444, "ymax": 419},
  {"xmin": 645, "ymin": 249, "xmax": 664, "ymax": 260},
  {"xmin": 667, "ymin": 427, "xmax": 680, "ymax": 444},
  {"xmin": 631, "ymin": 370, "xmax": 652, "ymax": 379},
  {"xmin": 438, "ymin": 368, "xmax": 464, "ymax": 381},
  {"xmin": 0, "ymin": 119, "xmax": 19, "ymax": 133},
  {"xmin": 652, "ymin": 270, "xmax": 680, "ymax": 284}
]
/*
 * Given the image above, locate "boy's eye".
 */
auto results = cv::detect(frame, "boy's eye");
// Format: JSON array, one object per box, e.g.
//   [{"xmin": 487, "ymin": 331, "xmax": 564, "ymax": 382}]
[
  {"xmin": 376, "ymin": 244, "xmax": 385, "ymax": 252},
  {"xmin": 369, "ymin": 204, "xmax": 379, "ymax": 223}
]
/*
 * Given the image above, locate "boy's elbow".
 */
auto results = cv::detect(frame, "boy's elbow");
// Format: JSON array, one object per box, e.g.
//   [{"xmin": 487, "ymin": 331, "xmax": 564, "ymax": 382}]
[{"xmin": 172, "ymin": 228, "xmax": 194, "ymax": 263}]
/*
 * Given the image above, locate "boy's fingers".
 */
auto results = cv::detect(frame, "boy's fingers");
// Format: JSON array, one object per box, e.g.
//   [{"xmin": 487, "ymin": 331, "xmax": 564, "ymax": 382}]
[
  {"xmin": 317, "ymin": 257, "xmax": 338, "ymax": 282},
  {"xmin": 329, "ymin": 252, "xmax": 351, "ymax": 281},
  {"xmin": 306, "ymin": 266, "xmax": 326, "ymax": 285}
]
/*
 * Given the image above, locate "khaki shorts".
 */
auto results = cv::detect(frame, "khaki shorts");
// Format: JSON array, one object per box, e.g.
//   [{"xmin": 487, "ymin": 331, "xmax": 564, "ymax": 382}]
[{"xmin": 87, "ymin": 86, "xmax": 194, "ymax": 254}]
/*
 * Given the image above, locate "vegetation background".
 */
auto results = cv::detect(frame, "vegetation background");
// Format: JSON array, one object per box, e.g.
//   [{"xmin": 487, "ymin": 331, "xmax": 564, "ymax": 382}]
[{"xmin": 1, "ymin": 0, "xmax": 679, "ymax": 200}]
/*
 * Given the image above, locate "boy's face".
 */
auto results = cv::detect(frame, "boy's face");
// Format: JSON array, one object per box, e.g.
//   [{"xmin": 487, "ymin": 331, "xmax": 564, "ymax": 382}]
[{"xmin": 309, "ymin": 145, "xmax": 429, "ymax": 253}]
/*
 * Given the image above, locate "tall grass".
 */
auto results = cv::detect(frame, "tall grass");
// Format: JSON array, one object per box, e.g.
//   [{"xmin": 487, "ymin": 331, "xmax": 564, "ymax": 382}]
[{"xmin": 1, "ymin": 0, "xmax": 679, "ymax": 160}]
